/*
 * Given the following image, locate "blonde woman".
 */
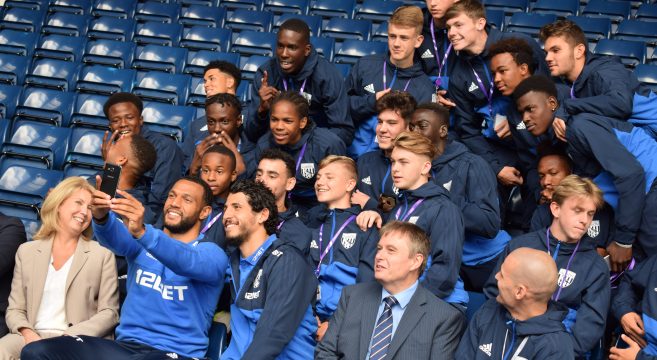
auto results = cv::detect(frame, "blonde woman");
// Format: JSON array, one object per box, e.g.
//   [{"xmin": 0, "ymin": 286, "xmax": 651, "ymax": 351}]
[{"xmin": 0, "ymin": 177, "xmax": 119, "ymax": 359}]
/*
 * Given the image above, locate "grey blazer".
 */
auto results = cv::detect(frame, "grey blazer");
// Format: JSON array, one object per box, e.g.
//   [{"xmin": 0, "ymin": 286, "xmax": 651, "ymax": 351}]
[{"xmin": 315, "ymin": 281, "xmax": 466, "ymax": 360}]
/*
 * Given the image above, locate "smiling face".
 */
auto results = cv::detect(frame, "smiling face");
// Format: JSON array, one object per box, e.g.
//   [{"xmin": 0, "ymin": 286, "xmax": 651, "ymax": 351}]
[
  {"xmin": 223, "ymin": 191, "xmax": 266, "ymax": 247},
  {"xmin": 491, "ymin": 52, "xmax": 530, "ymax": 96},
  {"xmin": 203, "ymin": 69, "xmax": 234, "ymax": 97},
  {"xmin": 57, "ymin": 189, "xmax": 92, "ymax": 237},
  {"xmin": 376, "ymin": 109, "xmax": 408, "ymax": 150},
  {"xmin": 162, "ymin": 180, "xmax": 207, "ymax": 235},
  {"xmin": 390, "ymin": 147, "xmax": 431, "ymax": 191},
  {"xmin": 270, "ymin": 100, "xmax": 307, "ymax": 146},
  {"xmin": 550, "ymin": 195, "xmax": 597, "ymax": 243},
  {"xmin": 446, "ymin": 13, "xmax": 485, "ymax": 53},
  {"xmin": 276, "ymin": 29, "xmax": 311, "ymax": 75},
  {"xmin": 255, "ymin": 158, "xmax": 295, "ymax": 203},
  {"xmin": 200, "ymin": 152, "xmax": 236, "ymax": 198},
  {"xmin": 315, "ymin": 162, "xmax": 356, "ymax": 206},
  {"xmin": 374, "ymin": 231, "xmax": 423, "ymax": 289},
  {"xmin": 387, "ymin": 23, "xmax": 423, "ymax": 65},
  {"xmin": 516, "ymin": 90, "xmax": 557, "ymax": 136},
  {"xmin": 107, "ymin": 102, "xmax": 143, "ymax": 137},
  {"xmin": 206, "ymin": 102, "xmax": 241, "ymax": 140},
  {"xmin": 538, "ymin": 155, "xmax": 571, "ymax": 202}
]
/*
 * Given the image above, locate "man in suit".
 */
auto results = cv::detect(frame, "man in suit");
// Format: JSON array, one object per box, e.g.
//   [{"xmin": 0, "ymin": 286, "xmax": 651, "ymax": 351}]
[{"xmin": 316, "ymin": 221, "xmax": 466, "ymax": 360}]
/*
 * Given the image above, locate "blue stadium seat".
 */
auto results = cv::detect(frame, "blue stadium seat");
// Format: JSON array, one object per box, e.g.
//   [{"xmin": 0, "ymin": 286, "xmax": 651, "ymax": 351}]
[
  {"xmin": 355, "ymin": 0, "xmax": 403, "ymax": 23},
  {"xmin": 371, "ymin": 22, "xmax": 388, "ymax": 42},
  {"xmin": 185, "ymin": 51, "xmax": 240, "ymax": 76},
  {"xmin": 220, "ymin": 0, "xmax": 264, "ymax": 11},
  {"xmin": 3, "ymin": 0, "xmax": 44, "ymax": 11},
  {"xmin": 309, "ymin": 0, "xmax": 355, "ymax": 19},
  {"xmin": 92, "ymin": 0, "xmax": 136, "ymax": 19},
  {"xmin": 42, "ymin": 12, "xmax": 90, "ymax": 37},
  {"xmin": 226, "ymin": 9, "xmax": 273, "ymax": 33},
  {"xmin": 334, "ymin": 39, "xmax": 387, "ymax": 64},
  {"xmin": 0, "ymin": 84, "xmax": 22, "ymax": 120},
  {"xmin": 34, "ymin": 34, "xmax": 86, "ymax": 63},
  {"xmin": 232, "ymin": 31, "xmax": 278, "ymax": 57},
  {"xmin": 63, "ymin": 164, "xmax": 99, "ymax": 180},
  {"xmin": 87, "ymin": 16, "xmax": 136, "ymax": 42},
  {"xmin": 532, "ymin": 0, "xmax": 578, "ymax": 17},
  {"xmin": 0, "ymin": 163, "xmax": 64, "ymax": 218},
  {"xmin": 310, "ymin": 36, "xmax": 335, "ymax": 61},
  {"xmin": 49, "ymin": 0, "xmax": 93, "ymax": 15},
  {"xmin": 25, "ymin": 58, "xmax": 80, "ymax": 91},
  {"xmin": 264, "ymin": 0, "xmax": 309, "ymax": 16},
  {"xmin": 142, "ymin": 101, "xmax": 196, "ymax": 142},
  {"xmin": 70, "ymin": 93, "xmax": 110, "ymax": 129},
  {"xmin": 594, "ymin": 39, "xmax": 646, "ymax": 68},
  {"xmin": 482, "ymin": 0, "xmax": 528, "ymax": 15},
  {"xmin": 635, "ymin": 64, "xmax": 657, "ymax": 92},
  {"xmin": 334, "ymin": 62, "xmax": 351, "ymax": 79},
  {"xmin": 64, "ymin": 127, "xmax": 105, "ymax": 171},
  {"xmin": 322, "ymin": 18, "xmax": 372, "ymax": 42},
  {"xmin": 486, "ymin": 9, "xmax": 505, "ymax": 31},
  {"xmin": 0, "ymin": 54, "xmax": 29, "ymax": 86},
  {"xmin": 636, "ymin": 4, "xmax": 657, "ymax": 22},
  {"xmin": 15, "ymin": 88, "xmax": 75, "ymax": 127},
  {"xmin": 133, "ymin": 71, "xmax": 192, "ymax": 105},
  {"xmin": 132, "ymin": 44, "xmax": 188, "ymax": 73},
  {"xmin": 236, "ymin": 80, "xmax": 252, "ymax": 104},
  {"xmin": 180, "ymin": 5, "xmax": 226, "ymax": 28},
  {"xmin": 0, "ymin": 29, "xmax": 38, "ymax": 57},
  {"xmin": 274, "ymin": 14, "xmax": 322, "ymax": 36},
  {"xmin": 187, "ymin": 76, "xmax": 207, "ymax": 107},
  {"xmin": 614, "ymin": 20, "xmax": 657, "ymax": 46},
  {"xmin": 0, "ymin": 7, "xmax": 46, "ymax": 32},
  {"xmin": 506, "ymin": 13, "xmax": 558, "ymax": 38},
  {"xmin": 20, "ymin": 218, "xmax": 40, "ymax": 241},
  {"xmin": 567, "ymin": 16, "xmax": 611, "ymax": 42},
  {"xmin": 135, "ymin": 2, "xmax": 181, "ymax": 23},
  {"xmin": 181, "ymin": 27, "xmax": 232, "ymax": 52},
  {"xmin": 177, "ymin": 0, "xmax": 220, "ymax": 7},
  {"xmin": 582, "ymin": 0, "xmax": 631, "ymax": 24},
  {"xmin": 82, "ymin": 39, "xmax": 136, "ymax": 69},
  {"xmin": 466, "ymin": 291, "xmax": 487, "ymax": 322},
  {"xmin": 240, "ymin": 55, "xmax": 270, "ymax": 80},
  {"xmin": 2, "ymin": 121, "xmax": 71, "ymax": 169},
  {"xmin": 76, "ymin": 65, "xmax": 136, "ymax": 95},
  {"xmin": 206, "ymin": 321, "xmax": 228, "ymax": 360},
  {"xmin": 134, "ymin": 22, "xmax": 183, "ymax": 47}
]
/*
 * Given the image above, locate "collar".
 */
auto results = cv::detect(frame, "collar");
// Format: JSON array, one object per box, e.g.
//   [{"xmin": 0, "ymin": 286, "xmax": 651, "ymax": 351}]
[
  {"xmin": 240, "ymin": 234, "xmax": 276, "ymax": 266},
  {"xmin": 381, "ymin": 280, "xmax": 419, "ymax": 310}
]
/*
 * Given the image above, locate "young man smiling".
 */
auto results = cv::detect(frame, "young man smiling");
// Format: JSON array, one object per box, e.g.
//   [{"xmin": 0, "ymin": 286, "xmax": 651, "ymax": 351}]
[{"xmin": 346, "ymin": 5, "xmax": 435, "ymax": 158}]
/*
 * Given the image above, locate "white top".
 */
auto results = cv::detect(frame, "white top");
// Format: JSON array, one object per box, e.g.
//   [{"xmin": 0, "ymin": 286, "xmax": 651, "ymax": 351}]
[{"xmin": 34, "ymin": 255, "xmax": 75, "ymax": 333}]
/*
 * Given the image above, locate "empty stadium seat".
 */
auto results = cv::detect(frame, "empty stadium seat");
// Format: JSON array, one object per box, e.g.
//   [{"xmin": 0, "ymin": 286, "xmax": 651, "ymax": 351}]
[
  {"xmin": 132, "ymin": 45, "xmax": 188, "ymax": 73},
  {"xmin": 0, "ymin": 163, "xmax": 64, "ymax": 217},
  {"xmin": 180, "ymin": 27, "xmax": 232, "ymax": 53},
  {"xmin": 334, "ymin": 40, "xmax": 386, "ymax": 65},
  {"xmin": 136, "ymin": 2, "xmax": 181, "ymax": 23},
  {"xmin": 274, "ymin": 14, "xmax": 322, "ymax": 36},
  {"xmin": 187, "ymin": 76, "xmax": 207, "ymax": 107},
  {"xmin": 636, "ymin": 4, "xmax": 657, "ymax": 22},
  {"xmin": 232, "ymin": 31, "xmax": 278, "ymax": 57},
  {"xmin": 635, "ymin": 64, "xmax": 657, "ymax": 92},
  {"xmin": 133, "ymin": 71, "xmax": 192, "ymax": 105},
  {"xmin": 322, "ymin": 18, "xmax": 372, "ymax": 42},
  {"xmin": 582, "ymin": 0, "xmax": 631, "ymax": 24},
  {"xmin": 240, "ymin": 55, "xmax": 270, "ymax": 80},
  {"xmin": 3, "ymin": 0, "xmax": 44, "ymax": 11},
  {"xmin": 49, "ymin": 0, "xmax": 93, "ymax": 15},
  {"xmin": 134, "ymin": 22, "xmax": 183, "ymax": 47},
  {"xmin": 226, "ymin": 9, "xmax": 273, "ymax": 33},
  {"xmin": 567, "ymin": 16, "xmax": 611, "ymax": 42},
  {"xmin": 20, "ymin": 218, "xmax": 40, "ymax": 240},
  {"xmin": 614, "ymin": 20, "xmax": 657, "ymax": 46},
  {"xmin": 0, "ymin": 29, "xmax": 38, "ymax": 57},
  {"xmin": 506, "ymin": 13, "xmax": 557, "ymax": 38},
  {"xmin": 185, "ymin": 51, "xmax": 240, "ymax": 77},
  {"xmin": 594, "ymin": 38, "xmax": 646, "ymax": 68},
  {"xmin": 264, "ymin": 0, "xmax": 309, "ymax": 16},
  {"xmin": 92, "ymin": 0, "xmax": 136, "ymax": 19},
  {"xmin": 178, "ymin": 0, "xmax": 220, "ymax": 7},
  {"xmin": 82, "ymin": 39, "xmax": 135, "ymax": 69},
  {"xmin": 310, "ymin": 36, "xmax": 335, "ymax": 61},
  {"xmin": 355, "ymin": 0, "xmax": 403, "ymax": 23},
  {"xmin": 142, "ymin": 102, "xmax": 196, "ymax": 142},
  {"xmin": 15, "ymin": 88, "xmax": 75, "ymax": 127},
  {"xmin": 485, "ymin": 9, "xmax": 505, "ymax": 31},
  {"xmin": 0, "ymin": 54, "xmax": 29, "ymax": 86},
  {"xmin": 64, "ymin": 127, "xmax": 106, "ymax": 171},
  {"xmin": 25, "ymin": 58, "xmax": 80, "ymax": 91},
  {"xmin": 0, "ymin": 7, "xmax": 46, "ymax": 32},
  {"xmin": 63, "ymin": 164, "xmax": 99, "ymax": 180},
  {"xmin": 2, "ymin": 121, "xmax": 71, "ymax": 169},
  {"xmin": 42, "ymin": 12, "xmax": 90, "ymax": 37},
  {"xmin": 482, "ymin": 0, "xmax": 528, "ymax": 15},
  {"xmin": 220, "ymin": 0, "xmax": 264, "ymax": 11},
  {"xmin": 236, "ymin": 80, "xmax": 252, "ymax": 104},
  {"xmin": 34, "ymin": 35, "xmax": 85, "ymax": 64},
  {"xmin": 180, "ymin": 5, "xmax": 226, "ymax": 28},
  {"xmin": 309, "ymin": 0, "xmax": 355, "ymax": 19},
  {"xmin": 0, "ymin": 85, "xmax": 22, "ymax": 120},
  {"xmin": 76, "ymin": 65, "xmax": 136, "ymax": 95},
  {"xmin": 87, "ymin": 16, "xmax": 136, "ymax": 42},
  {"xmin": 70, "ymin": 93, "xmax": 110, "ymax": 129},
  {"xmin": 532, "ymin": 0, "xmax": 578, "ymax": 17}
]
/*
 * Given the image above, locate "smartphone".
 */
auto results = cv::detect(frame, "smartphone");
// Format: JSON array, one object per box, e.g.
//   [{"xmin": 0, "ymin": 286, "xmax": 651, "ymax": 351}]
[
  {"xmin": 615, "ymin": 335, "xmax": 630, "ymax": 349},
  {"xmin": 100, "ymin": 163, "xmax": 121, "ymax": 198}
]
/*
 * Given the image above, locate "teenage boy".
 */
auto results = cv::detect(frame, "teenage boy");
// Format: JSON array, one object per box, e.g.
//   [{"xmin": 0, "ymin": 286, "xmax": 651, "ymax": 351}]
[
  {"xmin": 513, "ymin": 75, "xmax": 657, "ymax": 270},
  {"xmin": 310, "ymin": 155, "xmax": 379, "ymax": 341},
  {"xmin": 346, "ymin": 5, "xmax": 435, "ymax": 157},
  {"xmin": 484, "ymin": 175, "xmax": 611, "ymax": 357},
  {"xmin": 247, "ymin": 18, "xmax": 353, "ymax": 144},
  {"xmin": 411, "ymin": 103, "xmax": 509, "ymax": 291}
]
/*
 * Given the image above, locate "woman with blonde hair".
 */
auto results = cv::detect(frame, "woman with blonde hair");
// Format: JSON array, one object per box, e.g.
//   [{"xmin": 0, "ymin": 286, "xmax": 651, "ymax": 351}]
[{"xmin": 0, "ymin": 177, "xmax": 119, "ymax": 359}]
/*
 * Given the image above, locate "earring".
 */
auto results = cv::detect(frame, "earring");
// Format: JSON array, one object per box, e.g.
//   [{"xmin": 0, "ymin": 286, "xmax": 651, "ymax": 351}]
[{"xmin": 551, "ymin": 108, "xmax": 556, "ymax": 112}]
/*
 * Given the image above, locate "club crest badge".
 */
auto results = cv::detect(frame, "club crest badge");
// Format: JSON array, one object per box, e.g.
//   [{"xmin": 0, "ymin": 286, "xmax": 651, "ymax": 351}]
[
  {"xmin": 300, "ymin": 163, "xmax": 315, "ymax": 179},
  {"xmin": 587, "ymin": 220, "xmax": 600, "ymax": 238},
  {"xmin": 341, "ymin": 233, "xmax": 356, "ymax": 249},
  {"xmin": 557, "ymin": 268, "xmax": 577, "ymax": 288}
]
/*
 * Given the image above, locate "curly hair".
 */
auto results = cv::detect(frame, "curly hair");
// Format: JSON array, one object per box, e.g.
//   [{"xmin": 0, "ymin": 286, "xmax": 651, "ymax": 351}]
[{"xmin": 229, "ymin": 179, "xmax": 279, "ymax": 235}]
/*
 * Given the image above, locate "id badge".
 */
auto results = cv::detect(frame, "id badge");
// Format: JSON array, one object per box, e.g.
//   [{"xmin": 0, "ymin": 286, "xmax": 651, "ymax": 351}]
[
  {"xmin": 316, "ymin": 285, "xmax": 321, "ymax": 301},
  {"xmin": 378, "ymin": 194, "xmax": 396, "ymax": 213},
  {"xmin": 435, "ymin": 75, "xmax": 449, "ymax": 91}
]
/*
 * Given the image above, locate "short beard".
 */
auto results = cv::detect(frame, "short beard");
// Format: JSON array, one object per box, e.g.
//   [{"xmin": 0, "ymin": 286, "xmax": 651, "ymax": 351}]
[
  {"xmin": 164, "ymin": 215, "xmax": 198, "ymax": 235},
  {"xmin": 225, "ymin": 234, "xmax": 246, "ymax": 248}
]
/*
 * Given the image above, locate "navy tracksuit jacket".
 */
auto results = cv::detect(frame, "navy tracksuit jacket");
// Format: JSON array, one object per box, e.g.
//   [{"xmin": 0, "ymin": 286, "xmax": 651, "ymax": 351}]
[
  {"xmin": 418, "ymin": 8, "xmax": 458, "ymax": 81},
  {"xmin": 278, "ymin": 204, "xmax": 313, "ymax": 256},
  {"xmin": 484, "ymin": 229, "xmax": 611, "ymax": 356}
]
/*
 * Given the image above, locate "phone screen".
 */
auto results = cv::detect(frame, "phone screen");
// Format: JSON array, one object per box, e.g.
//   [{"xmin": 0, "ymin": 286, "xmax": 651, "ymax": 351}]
[{"xmin": 99, "ymin": 163, "xmax": 121, "ymax": 198}]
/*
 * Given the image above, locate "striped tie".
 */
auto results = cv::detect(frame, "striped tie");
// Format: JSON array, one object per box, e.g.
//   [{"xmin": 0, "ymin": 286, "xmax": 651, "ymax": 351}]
[{"xmin": 369, "ymin": 296, "xmax": 398, "ymax": 360}]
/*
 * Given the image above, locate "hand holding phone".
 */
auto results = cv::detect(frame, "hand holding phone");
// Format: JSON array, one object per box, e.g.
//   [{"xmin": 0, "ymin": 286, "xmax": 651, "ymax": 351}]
[{"xmin": 99, "ymin": 163, "xmax": 121, "ymax": 198}]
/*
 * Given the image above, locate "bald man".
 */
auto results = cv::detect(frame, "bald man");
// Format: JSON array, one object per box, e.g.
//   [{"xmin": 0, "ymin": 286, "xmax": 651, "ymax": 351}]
[{"xmin": 456, "ymin": 248, "xmax": 575, "ymax": 359}]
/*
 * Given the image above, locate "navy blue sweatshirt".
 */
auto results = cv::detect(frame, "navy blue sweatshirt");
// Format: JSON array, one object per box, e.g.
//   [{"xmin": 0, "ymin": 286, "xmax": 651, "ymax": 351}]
[
  {"xmin": 484, "ymin": 229, "xmax": 611, "ymax": 356},
  {"xmin": 246, "ymin": 49, "xmax": 353, "ymax": 145},
  {"xmin": 613, "ymin": 254, "xmax": 657, "ymax": 358},
  {"xmin": 278, "ymin": 204, "xmax": 312, "ymax": 256},
  {"xmin": 418, "ymin": 8, "xmax": 458, "ymax": 80},
  {"xmin": 456, "ymin": 299, "xmax": 575, "ymax": 360},
  {"xmin": 308, "ymin": 206, "xmax": 378, "ymax": 320},
  {"xmin": 449, "ymin": 28, "xmax": 548, "ymax": 175},
  {"xmin": 345, "ymin": 54, "xmax": 434, "ymax": 157},
  {"xmin": 355, "ymin": 149, "xmax": 396, "ymax": 212}
]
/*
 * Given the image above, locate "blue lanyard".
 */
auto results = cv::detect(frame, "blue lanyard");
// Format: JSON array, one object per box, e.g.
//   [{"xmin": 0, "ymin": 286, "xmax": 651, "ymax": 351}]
[
  {"xmin": 383, "ymin": 61, "xmax": 411, "ymax": 91},
  {"xmin": 381, "ymin": 164, "xmax": 391, "ymax": 195}
]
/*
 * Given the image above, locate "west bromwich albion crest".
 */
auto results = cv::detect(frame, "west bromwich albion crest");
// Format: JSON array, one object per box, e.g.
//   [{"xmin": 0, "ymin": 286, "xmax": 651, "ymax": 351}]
[
  {"xmin": 300, "ymin": 163, "xmax": 315, "ymax": 179},
  {"xmin": 341, "ymin": 233, "xmax": 356, "ymax": 250},
  {"xmin": 587, "ymin": 220, "xmax": 600, "ymax": 238},
  {"xmin": 557, "ymin": 268, "xmax": 577, "ymax": 288}
]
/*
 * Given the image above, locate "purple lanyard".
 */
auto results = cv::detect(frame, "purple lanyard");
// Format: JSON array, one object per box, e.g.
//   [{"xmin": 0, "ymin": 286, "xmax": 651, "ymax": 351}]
[
  {"xmin": 545, "ymin": 228, "xmax": 581, "ymax": 301},
  {"xmin": 470, "ymin": 60, "xmax": 494, "ymax": 116},
  {"xmin": 316, "ymin": 215, "xmax": 356, "ymax": 276},
  {"xmin": 570, "ymin": 84, "xmax": 576, "ymax": 99},
  {"xmin": 294, "ymin": 142, "xmax": 309, "ymax": 175},
  {"xmin": 200, "ymin": 211, "xmax": 223, "ymax": 235},
  {"xmin": 283, "ymin": 78, "xmax": 307, "ymax": 94},
  {"xmin": 277, "ymin": 219, "xmax": 285, "ymax": 230},
  {"xmin": 610, "ymin": 258, "xmax": 636, "ymax": 286},
  {"xmin": 395, "ymin": 199, "xmax": 424, "ymax": 221},
  {"xmin": 383, "ymin": 61, "xmax": 411, "ymax": 92},
  {"xmin": 430, "ymin": 20, "xmax": 452, "ymax": 79}
]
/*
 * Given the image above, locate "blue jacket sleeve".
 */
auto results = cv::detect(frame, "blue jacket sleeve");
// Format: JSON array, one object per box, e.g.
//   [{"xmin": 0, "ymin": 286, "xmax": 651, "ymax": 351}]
[
  {"xmin": 613, "ymin": 256, "xmax": 653, "ymax": 320},
  {"xmin": 345, "ymin": 60, "xmax": 377, "ymax": 125},
  {"xmin": 92, "ymin": 213, "xmax": 143, "ymax": 259},
  {"xmin": 242, "ymin": 248, "xmax": 317, "ymax": 359},
  {"xmin": 562, "ymin": 67, "xmax": 634, "ymax": 121},
  {"xmin": 570, "ymin": 261, "xmax": 611, "ymax": 356},
  {"xmin": 639, "ymin": 351, "xmax": 657, "ymax": 360},
  {"xmin": 137, "ymin": 224, "xmax": 228, "ymax": 283},
  {"xmin": 461, "ymin": 156, "xmax": 501, "ymax": 238},
  {"xmin": 356, "ymin": 228, "xmax": 378, "ymax": 282},
  {"xmin": 421, "ymin": 202, "xmax": 465, "ymax": 298}
]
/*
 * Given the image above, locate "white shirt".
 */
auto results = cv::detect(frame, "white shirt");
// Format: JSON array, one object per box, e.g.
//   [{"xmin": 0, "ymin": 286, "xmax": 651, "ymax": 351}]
[{"xmin": 34, "ymin": 255, "xmax": 75, "ymax": 333}]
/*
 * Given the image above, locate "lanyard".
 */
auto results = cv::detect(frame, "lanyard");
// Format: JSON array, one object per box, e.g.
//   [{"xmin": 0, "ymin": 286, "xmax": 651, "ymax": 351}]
[
  {"xmin": 316, "ymin": 215, "xmax": 356, "ymax": 276},
  {"xmin": 294, "ymin": 142, "xmax": 309, "ymax": 175},
  {"xmin": 610, "ymin": 258, "xmax": 636, "ymax": 285},
  {"xmin": 381, "ymin": 164, "xmax": 391, "ymax": 194},
  {"xmin": 470, "ymin": 60, "xmax": 494, "ymax": 116},
  {"xmin": 545, "ymin": 228, "xmax": 580, "ymax": 301},
  {"xmin": 430, "ymin": 20, "xmax": 452, "ymax": 79},
  {"xmin": 200, "ymin": 211, "xmax": 223, "ymax": 235},
  {"xmin": 277, "ymin": 219, "xmax": 285, "ymax": 230},
  {"xmin": 383, "ymin": 61, "xmax": 411, "ymax": 92},
  {"xmin": 283, "ymin": 78, "xmax": 307, "ymax": 94},
  {"xmin": 570, "ymin": 84, "xmax": 576, "ymax": 99},
  {"xmin": 395, "ymin": 198, "xmax": 424, "ymax": 221}
]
